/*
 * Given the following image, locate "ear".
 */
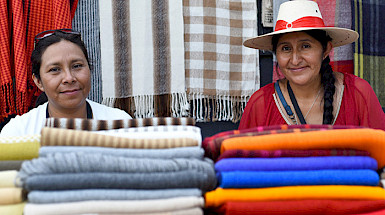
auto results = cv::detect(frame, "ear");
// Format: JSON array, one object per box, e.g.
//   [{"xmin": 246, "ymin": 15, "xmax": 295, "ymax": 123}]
[
  {"xmin": 32, "ymin": 74, "xmax": 45, "ymax": 92},
  {"xmin": 323, "ymin": 41, "xmax": 333, "ymax": 60}
]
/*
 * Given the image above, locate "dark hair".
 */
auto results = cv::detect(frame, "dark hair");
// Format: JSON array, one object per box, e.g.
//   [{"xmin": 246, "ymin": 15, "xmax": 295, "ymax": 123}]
[
  {"xmin": 31, "ymin": 30, "xmax": 90, "ymax": 80},
  {"xmin": 272, "ymin": 30, "xmax": 335, "ymax": 124}
]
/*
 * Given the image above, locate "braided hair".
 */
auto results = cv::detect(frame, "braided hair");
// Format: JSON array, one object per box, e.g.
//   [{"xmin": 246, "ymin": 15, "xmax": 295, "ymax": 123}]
[{"xmin": 272, "ymin": 30, "xmax": 335, "ymax": 124}]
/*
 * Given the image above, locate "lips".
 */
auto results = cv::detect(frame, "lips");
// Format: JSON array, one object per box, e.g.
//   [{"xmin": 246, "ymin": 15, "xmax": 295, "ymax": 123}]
[{"xmin": 61, "ymin": 88, "xmax": 80, "ymax": 94}]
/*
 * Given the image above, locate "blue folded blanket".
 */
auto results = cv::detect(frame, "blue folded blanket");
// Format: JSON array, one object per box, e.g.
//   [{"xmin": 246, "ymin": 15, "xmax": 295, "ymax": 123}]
[
  {"xmin": 217, "ymin": 169, "xmax": 380, "ymax": 188},
  {"xmin": 215, "ymin": 156, "xmax": 378, "ymax": 172}
]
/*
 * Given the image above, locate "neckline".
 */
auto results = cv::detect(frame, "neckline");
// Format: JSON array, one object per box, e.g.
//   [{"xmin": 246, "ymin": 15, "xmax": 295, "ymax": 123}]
[{"xmin": 46, "ymin": 101, "xmax": 93, "ymax": 119}]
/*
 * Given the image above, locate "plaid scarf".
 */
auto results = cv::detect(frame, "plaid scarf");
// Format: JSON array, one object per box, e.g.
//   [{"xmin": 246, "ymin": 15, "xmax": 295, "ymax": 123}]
[
  {"xmin": 352, "ymin": 0, "xmax": 385, "ymax": 106},
  {"xmin": 183, "ymin": 0, "xmax": 259, "ymax": 122},
  {"xmin": 0, "ymin": 0, "xmax": 78, "ymax": 119}
]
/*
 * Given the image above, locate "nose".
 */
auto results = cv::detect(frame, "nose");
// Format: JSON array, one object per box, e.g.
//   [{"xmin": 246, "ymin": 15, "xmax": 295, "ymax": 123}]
[
  {"xmin": 62, "ymin": 68, "xmax": 76, "ymax": 83},
  {"xmin": 290, "ymin": 49, "xmax": 302, "ymax": 65}
]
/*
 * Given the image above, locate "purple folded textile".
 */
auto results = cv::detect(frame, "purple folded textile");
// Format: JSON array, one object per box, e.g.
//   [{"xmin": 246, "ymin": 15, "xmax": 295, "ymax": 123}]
[{"xmin": 215, "ymin": 156, "xmax": 378, "ymax": 172}]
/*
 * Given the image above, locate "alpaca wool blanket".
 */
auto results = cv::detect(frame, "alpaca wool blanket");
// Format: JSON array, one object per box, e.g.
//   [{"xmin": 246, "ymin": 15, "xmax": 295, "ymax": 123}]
[
  {"xmin": 40, "ymin": 127, "xmax": 199, "ymax": 148},
  {"xmin": 0, "ymin": 135, "xmax": 40, "ymax": 160},
  {"xmin": 183, "ymin": 0, "xmax": 259, "ymax": 122},
  {"xmin": 221, "ymin": 128, "xmax": 385, "ymax": 168},
  {"xmin": 24, "ymin": 196, "xmax": 204, "ymax": 215},
  {"xmin": 45, "ymin": 117, "xmax": 196, "ymax": 131},
  {"xmin": 0, "ymin": 203, "xmax": 25, "ymax": 215},
  {"xmin": 205, "ymin": 186, "xmax": 385, "ymax": 208},
  {"xmin": 0, "ymin": 170, "xmax": 17, "ymax": 188},
  {"xmin": 217, "ymin": 169, "xmax": 379, "ymax": 188},
  {"xmin": 0, "ymin": 161, "xmax": 24, "ymax": 171},
  {"xmin": 39, "ymin": 146, "xmax": 204, "ymax": 160},
  {"xmin": 22, "ymin": 171, "xmax": 216, "ymax": 191},
  {"xmin": 215, "ymin": 156, "xmax": 377, "ymax": 172},
  {"xmin": 28, "ymin": 188, "xmax": 201, "ymax": 203},
  {"xmin": 99, "ymin": 0, "xmax": 188, "ymax": 118},
  {"xmin": 217, "ymin": 149, "xmax": 370, "ymax": 161},
  {"xmin": 0, "ymin": 188, "xmax": 24, "ymax": 205},
  {"xmin": 214, "ymin": 200, "xmax": 385, "ymax": 215}
]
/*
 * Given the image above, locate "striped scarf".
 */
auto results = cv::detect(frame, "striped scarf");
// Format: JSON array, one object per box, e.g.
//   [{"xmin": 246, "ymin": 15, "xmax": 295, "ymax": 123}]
[
  {"xmin": 0, "ymin": 0, "xmax": 78, "ymax": 119},
  {"xmin": 99, "ymin": 0, "xmax": 188, "ymax": 118}
]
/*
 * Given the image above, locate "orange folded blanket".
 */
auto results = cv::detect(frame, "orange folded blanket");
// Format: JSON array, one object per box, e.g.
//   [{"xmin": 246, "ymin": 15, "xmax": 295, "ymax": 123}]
[
  {"xmin": 221, "ymin": 129, "xmax": 385, "ymax": 168},
  {"xmin": 205, "ymin": 186, "xmax": 385, "ymax": 208}
]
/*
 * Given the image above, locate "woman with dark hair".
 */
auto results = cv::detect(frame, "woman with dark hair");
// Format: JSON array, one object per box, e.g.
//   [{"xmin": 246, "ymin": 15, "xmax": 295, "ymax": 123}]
[
  {"xmin": 239, "ymin": 0, "xmax": 385, "ymax": 130},
  {"xmin": 0, "ymin": 29, "xmax": 131, "ymax": 136}
]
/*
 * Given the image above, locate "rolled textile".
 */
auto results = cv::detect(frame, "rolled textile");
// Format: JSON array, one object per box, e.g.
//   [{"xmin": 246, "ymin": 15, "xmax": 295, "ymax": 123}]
[
  {"xmin": 215, "ymin": 156, "xmax": 378, "ymax": 172},
  {"xmin": 217, "ymin": 170, "xmax": 380, "ymax": 188},
  {"xmin": 22, "ymin": 171, "xmax": 216, "ymax": 192},
  {"xmin": 18, "ymin": 153, "xmax": 213, "ymax": 178},
  {"xmin": 40, "ymin": 127, "xmax": 199, "ymax": 148},
  {"xmin": 94, "ymin": 125, "xmax": 202, "ymax": 145},
  {"xmin": 0, "ymin": 160, "xmax": 24, "ymax": 171},
  {"xmin": 221, "ymin": 128, "xmax": 385, "ymax": 168},
  {"xmin": 28, "ymin": 188, "xmax": 202, "ymax": 204},
  {"xmin": 39, "ymin": 146, "xmax": 204, "ymax": 159},
  {"xmin": 0, "ymin": 170, "xmax": 17, "ymax": 187},
  {"xmin": 0, "ymin": 135, "xmax": 40, "ymax": 160},
  {"xmin": 0, "ymin": 187, "xmax": 24, "ymax": 205},
  {"xmin": 0, "ymin": 202, "xmax": 25, "ymax": 215},
  {"xmin": 205, "ymin": 186, "xmax": 385, "ymax": 208},
  {"xmin": 23, "ymin": 196, "xmax": 204, "ymax": 215},
  {"xmin": 214, "ymin": 200, "xmax": 385, "ymax": 215},
  {"xmin": 45, "ymin": 117, "xmax": 195, "ymax": 130},
  {"xmin": 87, "ymin": 207, "xmax": 203, "ymax": 215},
  {"xmin": 217, "ymin": 149, "xmax": 370, "ymax": 161}
]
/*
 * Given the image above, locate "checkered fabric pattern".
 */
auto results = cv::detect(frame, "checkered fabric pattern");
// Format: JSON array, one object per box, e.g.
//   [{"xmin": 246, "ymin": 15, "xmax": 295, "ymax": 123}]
[{"xmin": 183, "ymin": 0, "xmax": 259, "ymax": 122}]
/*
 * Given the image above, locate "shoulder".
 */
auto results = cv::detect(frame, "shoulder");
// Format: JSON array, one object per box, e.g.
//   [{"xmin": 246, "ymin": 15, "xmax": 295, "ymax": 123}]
[
  {"xmin": 87, "ymin": 100, "xmax": 132, "ymax": 120},
  {"xmin": 248, "ymin": 83, "xmax": 275, "ymax": 104},
  {"xmin": 342, "ymin": 73, "xmax": 375, "ymax": 98}
]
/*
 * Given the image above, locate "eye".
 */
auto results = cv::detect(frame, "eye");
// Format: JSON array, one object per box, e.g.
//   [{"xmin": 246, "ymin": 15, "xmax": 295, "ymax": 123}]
[
  {"xmin": 73, "ymin": 63, "xmax": 84, "ymax": 69},
  {"xmin": 48, "ymin": 67, "xmax": 60, "ymax": 73},
  {"xmin": 281, "ymin": 45, "xmax": 291, "ymax": 52},
  {"xmin": 302, "ymin": 43, "xmax": 311, "ymax": 49}
]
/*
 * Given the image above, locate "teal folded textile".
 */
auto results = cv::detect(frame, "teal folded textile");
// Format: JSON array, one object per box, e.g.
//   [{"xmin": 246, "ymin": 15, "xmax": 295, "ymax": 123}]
[
  {"xmin": 218, "ymin": 169, "xmax": 380, "ymax": 188},
  {"xmin": 215, "ymin": 156, "xmax": 378, "ymax": 172},
  {"xmin": 39, "ymin": 146, "xmax": 204, "ymax": 159},
  {"xmin": 24, "ymin": 170, "xmax": 217, "ymax": 192},
  {"xmin": 28, "ymin": 188, "xmax": 202, "ymax": 203}
]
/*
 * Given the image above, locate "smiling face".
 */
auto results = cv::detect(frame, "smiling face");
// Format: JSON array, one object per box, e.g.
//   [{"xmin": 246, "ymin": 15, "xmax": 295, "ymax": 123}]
[
  {"xmin": 276, "ymin": 31, "xmax": 331, "ymax": 87},
  {"xmin": 32, "ymin": 40, "xmax": 91, "ymax": 114}
]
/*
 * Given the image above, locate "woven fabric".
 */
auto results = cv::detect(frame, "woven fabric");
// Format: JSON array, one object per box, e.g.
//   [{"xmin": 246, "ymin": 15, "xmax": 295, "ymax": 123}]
[
  {"xmin": 72, "ymin": 0, "xmax": 102, "ymax": 103},
  {"xmin": 0, "ymin": 203, "xmax": 25, "ymax": 215},
  {"xmin": 99, "ymin": 0, "xmax": 188, "ymax": 118},
  {"xmin": 183, "ymin": 0, "xmax": 259, "ymax": 122},
  {"xmin": 0, "ymin": 188, "xmax": 24, "ymax": 205},
  {"xmin": 45, "ymin": 117, "xmax": 195, "ymax": 131},
  {"xmin": 0, "ymin": 170, "xmax": 18, "ymax": 188},
  {"xmin": 0, "ymin": 0, "xmax": 78, "ymax": 119},
  {"xmin": 352, "ymin": 0, "xmax": 385, "ymax": 106},
  {"xmin": 0, "ymin": 135, "xmax": 40, "ymax": 160}
]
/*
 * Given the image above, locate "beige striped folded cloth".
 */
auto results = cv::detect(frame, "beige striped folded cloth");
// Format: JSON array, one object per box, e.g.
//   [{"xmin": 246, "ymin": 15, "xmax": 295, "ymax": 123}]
[
  {"xmin": 45, "ymin": 117, "xmax": 195, "ymax": 131},
  {"xmin": 40, "ymin": 127, "xmax": 199, "ymax": 148},
  {"xmin": 0, "ymin": 188, "xmax": 25, "ymax": 205}
]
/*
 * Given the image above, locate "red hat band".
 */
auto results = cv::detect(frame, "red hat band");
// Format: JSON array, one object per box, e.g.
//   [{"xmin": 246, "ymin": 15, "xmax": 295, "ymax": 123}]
[{"xmin": 275, "ymin": 16, "xmax": 325, "ymax": 32}]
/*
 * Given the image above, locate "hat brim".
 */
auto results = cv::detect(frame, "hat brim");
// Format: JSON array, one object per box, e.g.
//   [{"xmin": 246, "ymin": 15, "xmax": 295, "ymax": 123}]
[{"xmin": 243, "ymin": 27, "xmax": 359, "ymax": 51}]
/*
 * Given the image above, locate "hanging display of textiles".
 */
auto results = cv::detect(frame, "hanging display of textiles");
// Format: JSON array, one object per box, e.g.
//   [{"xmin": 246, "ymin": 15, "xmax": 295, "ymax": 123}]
[
  {"xmin": 0, "ymin": 0, "xmax": 78, "ymax": 119},
  {"xmin": 99, "ymin": 0, "xmax": 189, "ymax": 118},
  {"xmin": 352, "ymin": 0, "xmax": 385, "ymax": 106},
  {"xmin": 183, "ymin": 0, "xmax": 259, "ymax": 122}
]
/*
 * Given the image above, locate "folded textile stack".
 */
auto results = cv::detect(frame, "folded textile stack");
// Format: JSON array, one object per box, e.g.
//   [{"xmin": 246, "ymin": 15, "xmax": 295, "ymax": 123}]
[
  {"xmin": 0, "ymin": 135, "xmax": 40, "ymax": 171},
  {"xmin": 0, "ymin": 170, "xmax": 25, "ymax": 215},
  {"xmin": 18, "ymin": 123, "xmax": 217, "ymax": 215},
  {"xmin": 203, "ymin": 125, "xmax": 385, "ymax": 215}
]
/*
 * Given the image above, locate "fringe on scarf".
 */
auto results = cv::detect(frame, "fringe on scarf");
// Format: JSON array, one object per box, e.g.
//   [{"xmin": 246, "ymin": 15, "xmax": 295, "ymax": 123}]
[
  {"xmin": 0, "ymin": 83, "xmax": 16, "ymax": 118},
  {"xmin": 189, "ymin": 93, "xmax": 249, "ymax": 123},
  {"xmin": 102, "ymin": 92, "xmax": 189, "ymax": 119}
]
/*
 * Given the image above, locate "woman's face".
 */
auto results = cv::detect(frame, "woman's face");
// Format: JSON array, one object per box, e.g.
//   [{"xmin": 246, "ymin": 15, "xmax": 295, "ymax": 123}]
[
  {"xmin": 276, "ymin": 32, "xmax": 331, "ymax": 86},
  {"xmin": 32, "ymin": 40, "xmax": 91, "ymax": 113}
]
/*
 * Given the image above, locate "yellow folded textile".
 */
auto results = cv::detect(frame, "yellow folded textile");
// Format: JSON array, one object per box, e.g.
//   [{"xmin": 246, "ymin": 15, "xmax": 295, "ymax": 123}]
[
  {"xmin": 205, "ymin": 186, "xmax": 385, "ymax": 208},
  {"xmin": 40, "ymin": 127, "xmax": 199, "ymax": 149},
  {"xmin": 221, "ymin": 129, "xmax": 385, "ymax": 168},
  {"xmin": 0, "ymin": 188, "xmax": 24, "ymax": 205},
  {"xmin": 0, "ymin": 135, "xmax": 40, "ymax": 160},
  {"xmin": 0, "ymin": 202, "xmax": 25, "ymax": 215},
  {"xmin": 0, "ymin": 170, "xmax": 17, "ymax": 188}
]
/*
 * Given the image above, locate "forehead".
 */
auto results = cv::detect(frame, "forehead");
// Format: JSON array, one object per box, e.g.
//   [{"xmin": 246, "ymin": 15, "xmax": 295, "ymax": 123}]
[
  {"xmin": 278, "ymin": 32, "xmax": 318, "ymax": 44},
  {"xmin": 41, "ymin": 40, "xmax": 86, "ymax": 64}
]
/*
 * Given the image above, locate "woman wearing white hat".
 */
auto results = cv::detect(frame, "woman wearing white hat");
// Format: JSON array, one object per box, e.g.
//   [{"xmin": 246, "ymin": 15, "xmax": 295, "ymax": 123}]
[{"xmin": 239, "ymin": 0, "xmax": 385, "ymax": 130}]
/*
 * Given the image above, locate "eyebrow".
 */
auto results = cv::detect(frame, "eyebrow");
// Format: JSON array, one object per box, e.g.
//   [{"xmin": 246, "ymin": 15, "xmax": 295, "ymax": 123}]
[{"xmin": 277, "ymin": 38, "xmax": 314, "ymax": 47}]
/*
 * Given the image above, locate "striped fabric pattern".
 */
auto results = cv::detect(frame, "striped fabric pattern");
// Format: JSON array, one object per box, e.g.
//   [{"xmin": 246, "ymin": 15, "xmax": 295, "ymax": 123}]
[
  {"xmin": 40, "ymin": 127, "xmax": 199, "ymax": 148},
  {"xmin": 72, "ymin": 0, "xmax": 102, "ymax": 103},
  {"xmin": 45, "ymin": 117, "xmax": 195, "ymax": 131},
  {"xmin": 99, "ymin": 0, "xmax": 188, "ymax": 118},
  {"xmin": 183, "ymin": 0, "xmax": 259, "ymax": 122},
  {"xmin": 352, "ymin": 0, "xmax": 385, "ymax": 106}
]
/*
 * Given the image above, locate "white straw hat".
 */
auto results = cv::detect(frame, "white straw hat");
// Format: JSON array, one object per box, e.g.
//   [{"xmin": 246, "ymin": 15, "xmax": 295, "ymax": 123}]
[{"xmin": 243, "ymin": 0, "xmax": 359, "ymax": 51}]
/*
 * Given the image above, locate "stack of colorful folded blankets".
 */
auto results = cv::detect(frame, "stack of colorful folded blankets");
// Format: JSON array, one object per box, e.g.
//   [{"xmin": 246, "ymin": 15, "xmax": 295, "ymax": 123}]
[
  {"xmin": 0, "ymin": 135, "xmax": 40, "ymax": 215},
  {"xmin": 203, "ymin": 125, "xmax": 385, "ymax": 214},
  {"xmin": 16, "ymin": 117, "xmax": 217, "ymax": 215}
]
